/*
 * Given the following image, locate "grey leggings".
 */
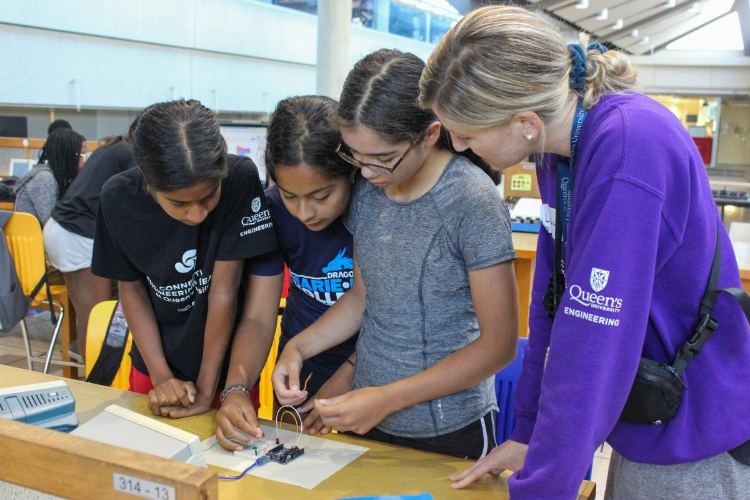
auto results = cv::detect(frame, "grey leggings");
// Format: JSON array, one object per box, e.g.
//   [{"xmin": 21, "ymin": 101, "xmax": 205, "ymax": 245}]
[{"xmin": 605, "ymin": 449, "xmax": 750, "ymax": 500}]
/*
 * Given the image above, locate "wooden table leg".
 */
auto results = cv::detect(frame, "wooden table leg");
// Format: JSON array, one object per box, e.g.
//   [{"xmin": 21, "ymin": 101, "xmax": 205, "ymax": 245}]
[{"xmin": 514, "ymin": 257, "xmax": 534, "ymax": 337}]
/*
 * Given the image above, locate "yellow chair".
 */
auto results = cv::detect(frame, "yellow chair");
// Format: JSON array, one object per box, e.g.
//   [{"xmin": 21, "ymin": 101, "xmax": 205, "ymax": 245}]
[
  {"xmin": 84, "ymin": 298, "xmax": 283, "ymax": 397},
  {"xmin": 84, "ymin": 300, "xmax": 132, "ymax": 390},
  {"xmin": 258, "ymin": 298, "xmax": 285, "ymax": 420},
  {"xmin": 3, "ymin": 212, "xmax": 82, "ymax": 375}
]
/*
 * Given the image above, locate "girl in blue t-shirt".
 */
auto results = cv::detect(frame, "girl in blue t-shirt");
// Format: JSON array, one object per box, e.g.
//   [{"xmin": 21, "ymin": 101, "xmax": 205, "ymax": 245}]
[{"xmin": 215, "ymin": 96, "xmax": 358, "ymax": 448}]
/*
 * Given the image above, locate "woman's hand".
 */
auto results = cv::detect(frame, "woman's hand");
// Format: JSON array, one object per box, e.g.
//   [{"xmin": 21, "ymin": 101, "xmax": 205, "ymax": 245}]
[
  {"xmin": 272, "ymin": 344, "xmax": 308, "ymax": 406},
  {"xmin": 449, "ymin": 440, "xmax": 528, "ymax": 489},
  {"xmin": 215, "ymin": 392, "xmax": 264, "ymax": 451},
  {"xmin": 314, "ymin": 386, "xmax": 394, "ymax": 435},
  {"xmin": 297, "ymin": 361, "xmax": 355, "ymax": 435},
  {"xmin": 147, "ymin": 378, "xmax": 196, "ymax": 416}
]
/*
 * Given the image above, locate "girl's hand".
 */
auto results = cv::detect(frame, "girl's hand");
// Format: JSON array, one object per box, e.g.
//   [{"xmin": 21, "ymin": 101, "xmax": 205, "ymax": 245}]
[
  {"xmin": 298, "ymin": 361, "xmax": 355, "ymax": 435},
  {"xmin": 272, "ymin": 345, "xmax": 308, "ymax": 406},
  {"xmin": 314, "ymin": 386, "xmax": 393, "ymax": 435},
  {"xmin": 215, "ymin": 391, "xmax": 264, "ymax": 451},
  {"xmin": 164, "ymin": 390, "xmax": 214, "ymax": 418},
  {"xmin": 449, "ymin": 440, "xmax": 528, "ymax": 489},
  {"xmin": 147, "ymin": 378, "xmax": 196, "ymax": 416}
]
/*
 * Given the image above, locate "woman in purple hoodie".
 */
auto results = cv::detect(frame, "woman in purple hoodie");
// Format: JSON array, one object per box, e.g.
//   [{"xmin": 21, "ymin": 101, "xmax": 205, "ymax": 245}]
[{"xmin": 420, "ymin": 5, "xmax": 750, "ymax": 500}]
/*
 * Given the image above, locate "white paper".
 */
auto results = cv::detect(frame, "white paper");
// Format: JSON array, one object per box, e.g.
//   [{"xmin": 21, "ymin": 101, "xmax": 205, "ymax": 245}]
[{"xmin": 201, "ymin": 424, "xmax": 368, "ymax": 489}]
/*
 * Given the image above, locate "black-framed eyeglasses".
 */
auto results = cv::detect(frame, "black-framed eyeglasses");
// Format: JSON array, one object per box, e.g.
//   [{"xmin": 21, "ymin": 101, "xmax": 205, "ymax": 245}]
[{"xmin": 336, "ymin": 132, "xmax": 424, "ymax": 175}]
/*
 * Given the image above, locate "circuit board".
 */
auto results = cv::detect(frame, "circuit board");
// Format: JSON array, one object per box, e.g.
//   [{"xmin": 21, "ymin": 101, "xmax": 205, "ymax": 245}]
[{"xmin": 266, "ymin": 443, "xmax": 305, "ymax": 464}]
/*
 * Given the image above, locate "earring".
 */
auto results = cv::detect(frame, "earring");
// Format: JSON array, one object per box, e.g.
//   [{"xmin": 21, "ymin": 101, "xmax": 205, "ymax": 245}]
[{"xmin": 526, "ymin": 134, "xmax": 534, "ymax": 141}]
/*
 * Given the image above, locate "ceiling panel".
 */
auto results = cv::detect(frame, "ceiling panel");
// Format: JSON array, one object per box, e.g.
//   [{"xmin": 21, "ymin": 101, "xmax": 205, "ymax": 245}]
[{"xmin": 512, "ymin": 0, "xmax": 741, "ymax": 53}]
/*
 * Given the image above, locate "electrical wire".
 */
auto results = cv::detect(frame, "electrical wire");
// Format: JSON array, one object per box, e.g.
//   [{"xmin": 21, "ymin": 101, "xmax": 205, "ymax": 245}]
[
  {"xmin": 280, "ymin": 410, "xmax": 299, "ymax": 436},
  {"xmin": 217, "ymin": 456, "xmax": 268, "ymax": 480},
  {"xmin": 275, "ymin": 404, "xmax": 303, "ymax": 446}
]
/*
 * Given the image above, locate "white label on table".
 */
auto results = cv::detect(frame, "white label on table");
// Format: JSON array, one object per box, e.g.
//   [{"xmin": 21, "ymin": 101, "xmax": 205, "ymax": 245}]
[{"xmin": 113, "ymin": 473, "xmax": 175, "ymax": 500}]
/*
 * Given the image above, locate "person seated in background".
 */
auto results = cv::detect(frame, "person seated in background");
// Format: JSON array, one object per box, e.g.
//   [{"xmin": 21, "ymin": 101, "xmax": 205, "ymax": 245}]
[
  {"xmin": 47, "ymin": 119, "xmax": 72, "ymax": 135},
  {"xmin": 13, "ymin": 128, "xmax": 87, "ymax": 227},
  {"xmin": 43, "ymin": 135, "xmax": 135, "ymax": 363}
]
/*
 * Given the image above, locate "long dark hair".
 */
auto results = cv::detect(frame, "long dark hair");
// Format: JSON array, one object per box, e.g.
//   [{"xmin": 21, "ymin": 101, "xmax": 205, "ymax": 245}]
[
  {"xmin": 265, "ymin": 96, "xmax": 354, "ymax": 183},
  {"xmin": 39, "ymin": 128, "xmax": 85, "ymax": 199},
  {"xmin": 338, "ymin": 49, "xmax": 497, "ymax": 183},
  {"xmin": 129, "ymin": 99, "xmax": 227, "ymax": 192}
]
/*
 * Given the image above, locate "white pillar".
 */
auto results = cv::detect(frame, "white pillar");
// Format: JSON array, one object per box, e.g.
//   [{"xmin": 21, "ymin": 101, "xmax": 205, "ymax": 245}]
[{"xmin": 316, "ymin": 0, "xmax": 353, "ymax": 100}]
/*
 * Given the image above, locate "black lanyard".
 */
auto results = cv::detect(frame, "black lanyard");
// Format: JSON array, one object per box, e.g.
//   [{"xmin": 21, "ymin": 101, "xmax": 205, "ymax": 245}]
[{"xmin": 544, "ymin": 99, "xmax": 588, "ymax": 320}]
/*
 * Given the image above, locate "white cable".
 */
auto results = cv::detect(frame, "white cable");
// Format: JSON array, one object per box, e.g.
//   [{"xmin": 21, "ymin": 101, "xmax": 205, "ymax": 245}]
[{"xmin": 275, "ymin": 404, "xmax": 303, "ymax": 446}]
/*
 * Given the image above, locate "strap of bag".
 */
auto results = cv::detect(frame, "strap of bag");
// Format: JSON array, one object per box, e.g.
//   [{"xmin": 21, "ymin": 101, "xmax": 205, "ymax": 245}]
[
  {"xmin": 28, "ymin": 272, "xmax": 57, "ymax": 325},
  {"xmin": 672, "ymin": 218, "xmax": 750, "ymax": 376},
  {"xmin": 86, "ymin": 301, "xmax": 130, "ymax": 386}
]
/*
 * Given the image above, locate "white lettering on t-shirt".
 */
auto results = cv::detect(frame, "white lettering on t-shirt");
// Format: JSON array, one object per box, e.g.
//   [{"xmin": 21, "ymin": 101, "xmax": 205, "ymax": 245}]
[
  {"xmin": 146, "ymin": 270, "xmax": 212, "ymax": 308},
  {"xmin": 563, "ymin": 306, "xmax": 620, "ymax": 327},
  {"xmin": 568, "ymin": 284, "xmax": 623, "ymax": 313}
]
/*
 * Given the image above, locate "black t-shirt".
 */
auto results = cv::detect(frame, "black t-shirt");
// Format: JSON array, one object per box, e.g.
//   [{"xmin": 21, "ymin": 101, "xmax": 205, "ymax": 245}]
[
  {"xmin": 92, "ymin": 155, "xmax": 277, "ymax": 382},
  {"xmin": 264, "ymin": 186, "xmax": 357, "ymax": 377},
  {"xmin": 52, "ymin": 141, "xmax": 135, "ymax": 238}
]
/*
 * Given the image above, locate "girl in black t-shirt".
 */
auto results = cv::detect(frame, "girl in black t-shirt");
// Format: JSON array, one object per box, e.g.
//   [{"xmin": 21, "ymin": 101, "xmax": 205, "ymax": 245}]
[{"xmin": 92, "ymin": 99, "xmax": 280, "ymax": 419}]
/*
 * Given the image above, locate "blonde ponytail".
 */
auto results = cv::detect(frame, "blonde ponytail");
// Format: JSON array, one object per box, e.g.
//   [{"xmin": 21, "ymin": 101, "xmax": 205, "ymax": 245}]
[
  {"xmin": 578, "ymin": 33, "xmax": 639, "ymax": 110},
  {"xmin": 420, "ymin": 6, "xmax": 639, "ymax": 127}
]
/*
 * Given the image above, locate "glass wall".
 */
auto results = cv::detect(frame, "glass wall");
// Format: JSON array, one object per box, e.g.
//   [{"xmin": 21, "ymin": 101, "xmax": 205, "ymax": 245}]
[
  {"xmin": 649, "ymin": 95, "xmax": 720, "ymax": 166},
  {"xmin": 648, "ymin": 94, "xmax": 750, "ymax": 229},
  {"xmin": 273, "ymin": 0, "xmax": 461, "ymax": 43}
]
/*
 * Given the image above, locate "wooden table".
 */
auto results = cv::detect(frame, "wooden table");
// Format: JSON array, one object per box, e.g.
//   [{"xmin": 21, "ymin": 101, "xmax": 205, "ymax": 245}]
[
  {"xmin": 0, "ymin": 366, "xmax": 596, "ymax": 499},
  {"xmin": 731, "ymin": 240, "xmax": 750, "ymax": 294},
  {"xmin": 512, "ymin": 232, "xmax": 538, "ymax": 337}
]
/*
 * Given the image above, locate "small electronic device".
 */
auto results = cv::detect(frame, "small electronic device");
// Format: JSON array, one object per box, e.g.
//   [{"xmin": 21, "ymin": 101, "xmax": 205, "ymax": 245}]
[
  {"xmin": 70, "ymin": 404, "xmax": 206, "ymax": 466},
  {"xmin": 0, "ymin": 380, "xmax": 79, "ymax": 432},
  {"xmin": 8, "ymin": 158, "xmax": 34, "ymax": 178},
  {"xmin": 266, "ymin": 443, "xmax": 305, "ymax": 465},
  {"xmin": 509, "ymin": 197, "xmax": 542, "ymax": 233}
]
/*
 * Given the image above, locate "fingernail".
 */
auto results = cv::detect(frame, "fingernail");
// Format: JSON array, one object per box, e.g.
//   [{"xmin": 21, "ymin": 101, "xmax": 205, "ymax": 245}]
[
  {"xmin": 318, "ymin": 399, "xmax": 326, "ymax": 404},
  {"xmin": 291, "ymin": 385, "xmax": 299, "ymax": 391}
]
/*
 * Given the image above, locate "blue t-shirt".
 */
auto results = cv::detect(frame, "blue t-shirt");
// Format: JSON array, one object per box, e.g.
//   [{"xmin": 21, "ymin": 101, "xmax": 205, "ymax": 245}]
[{"xmin": 265, "ymin": 185, "xmax": 357, "ymax": 377}]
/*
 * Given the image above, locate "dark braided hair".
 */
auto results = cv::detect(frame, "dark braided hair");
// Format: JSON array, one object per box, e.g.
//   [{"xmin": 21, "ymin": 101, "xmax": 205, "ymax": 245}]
[
  {"xmin": 338, "ymin": 49, "xmax": 498, "ymax": 183},
  {"xmin": 39, "ymin": 128, "xmax": 85, "ymax": 199},
  {"xmin": 129, "ymin": 99, "xmax": 227, "ymax": 192},
  {"xmin": 265, "ymin": 95, "xmax": 354, "ymax": 183}
]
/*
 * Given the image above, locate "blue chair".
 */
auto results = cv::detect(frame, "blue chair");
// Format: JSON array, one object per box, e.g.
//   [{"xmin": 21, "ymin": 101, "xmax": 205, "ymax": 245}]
[
  {"xmin": 494, "ymin": 337, "xmax": 592, "ymax": 481},
  {"xmin": 495, "ymin": 337, "xmax": 527, "ymax": 445}
]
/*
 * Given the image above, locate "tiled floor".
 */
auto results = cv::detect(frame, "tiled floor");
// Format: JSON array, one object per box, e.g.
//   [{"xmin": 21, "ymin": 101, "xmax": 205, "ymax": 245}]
[
  {"xmin": 593, "ymin": 442, "xmax": 613, "ymax": 499},
  {"xmin": 0, "ymin": 310, "xmax": 73, "ymax": 377}
]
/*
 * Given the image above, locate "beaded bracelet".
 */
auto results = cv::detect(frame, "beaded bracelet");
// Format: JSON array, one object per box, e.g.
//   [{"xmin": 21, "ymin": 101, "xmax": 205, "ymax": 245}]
[{"xmin": 220, "ymin": 384, "xmax": 250, "ymax": 404}]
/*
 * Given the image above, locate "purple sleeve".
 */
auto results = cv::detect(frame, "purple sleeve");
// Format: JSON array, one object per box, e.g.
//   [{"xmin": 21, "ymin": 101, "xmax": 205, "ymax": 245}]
[
  {"xmin": 247, "ymin": 250, "xmax": 284, "ymax": 277},
  {"xmin": 508, "ymin": 218, "xmax": 555, "ymax": 444},
  {"xmin": 508, "ymin": 178, "xmax": 665, "ymax": 499}
]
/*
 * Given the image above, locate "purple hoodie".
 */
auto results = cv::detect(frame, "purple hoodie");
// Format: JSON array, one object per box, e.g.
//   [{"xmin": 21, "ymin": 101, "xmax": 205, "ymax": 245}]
[{"xmin": 508, "ymin": 93, "xmax": 750, "ymax": 499}]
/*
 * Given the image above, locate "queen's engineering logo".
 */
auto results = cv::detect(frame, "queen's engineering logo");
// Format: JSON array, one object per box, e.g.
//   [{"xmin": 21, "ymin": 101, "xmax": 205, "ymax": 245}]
[{"xmin": 291, "ymin": 248, "xmax": 353, "ymax": 305}]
